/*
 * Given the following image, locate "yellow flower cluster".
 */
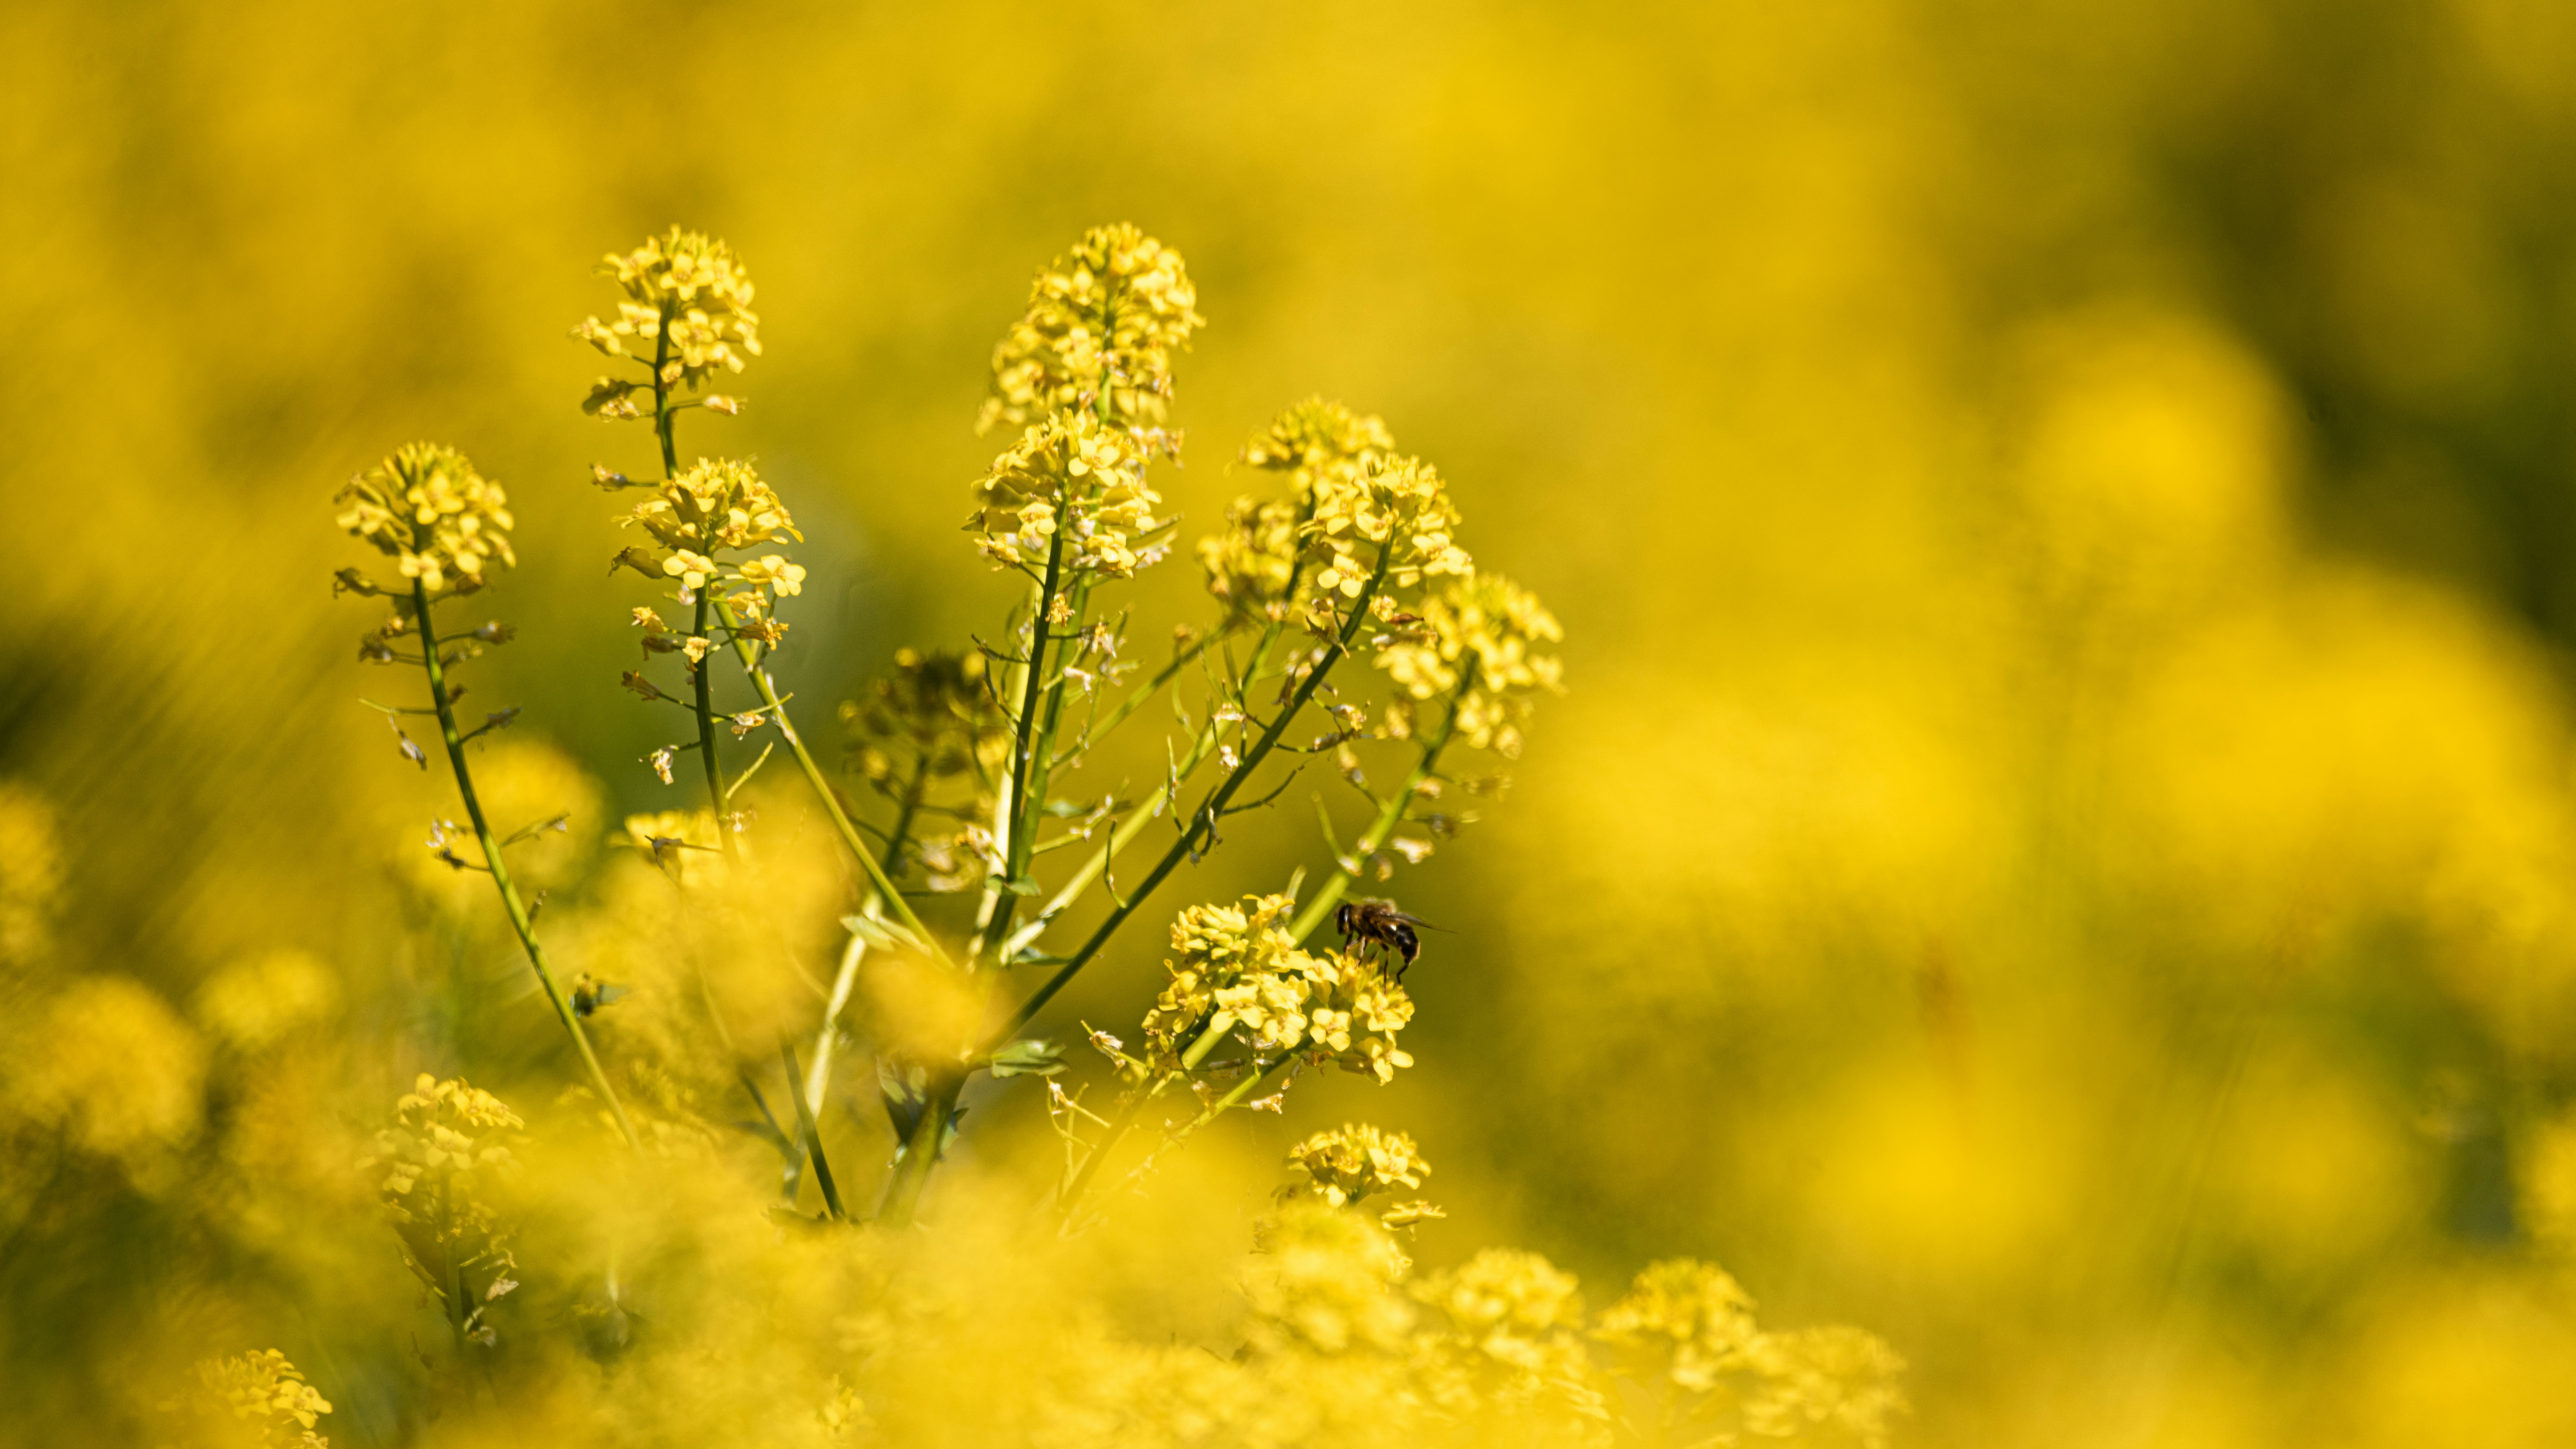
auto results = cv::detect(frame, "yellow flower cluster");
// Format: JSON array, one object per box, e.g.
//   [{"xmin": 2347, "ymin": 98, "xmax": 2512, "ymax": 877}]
[
  {"xmin": 1595, "ymin": 1260, "xmax": 1907, "ymax": 1449},
  {"xmin": 614, "ymin": 457, "xmax": 806, "ymax": 622},
  {"xmin": 969, "ymin": 410, "xmax": 1166, "ymax": 578},
  {"xmin": 1306, "ymin": 454, "xmax": 1472, "ymax": 602},
  {"xmin": 193, "ymin": 1349, "xmax": 333, "ymax": 1448},
  {"xmin": 1280, "ymin": 1122, "xmax": 1430, "ymax": 1210},
  {"xmin": 333, "ymin": 443, "xmax": 516, "ymax": 600},
  {"xmin": 979, "ymin": 222, "xmax": 1203, "ymax": 434},
  {"xmin": 1375, "ymin": 570, "xmax": 1565, "ymax": 756},
  {"xmin": 1140, "ymin": 895, "xmax": 1416, "ymax": 1082},
  {"xmin": 839, "ymin": 647, "xmax": 1008, "ymax": 791},
  {"xmin": 573, "ymin": 226, "xmax": 762, "ymax": 416},
  {"xmin": 360, "ymin": 1075, "xmax": 524, "ymax": 1344},
  {"xmin": 1410, "ymin": 1250, "xmax": 1607, "ymax": 1428},
  {"xmin": 1203, "ymin": 399, "xmax": 1471, "ymax": 627},
  {"xmin": 1243, "ymin": 1201, "xmax": 1418, "ymax": 1357},
  {"xmin": 1195, "ymin": 496, "xmax": 1301, "ymax": 624}
]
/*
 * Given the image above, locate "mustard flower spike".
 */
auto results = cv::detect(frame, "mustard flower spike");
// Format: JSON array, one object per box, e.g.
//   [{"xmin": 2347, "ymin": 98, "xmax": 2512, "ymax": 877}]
[
  {"xmin": 193, "ymin": 1348, "xmax": 334, "ymax": 1446},
  {"xmin": 334, "ymin": 443, "xmax": 516, "ymax": 602},
  {"xmin": 1374, "ymin": 570, "xmax": 1565, "ymax": 756},
  {"xmin": 572, "ymin": 227, "xmax": 761, "ymax": 410},
  {"xmin": 1141, "ymin": 895, "xmax": 1417, "ymax": 1081},
  {"xmin": 968, "ymin": 410, "xmax": 1165, "ymax": 579},
  {"xmin": 979, "ymin": 222, "xmax": 1205, "ymax": 434}
]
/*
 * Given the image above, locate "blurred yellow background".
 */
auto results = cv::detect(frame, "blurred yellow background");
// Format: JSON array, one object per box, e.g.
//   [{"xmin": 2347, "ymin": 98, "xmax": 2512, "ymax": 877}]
[{"xmin": 11, "ymin": 0, "xmax": 2576, "ymax": 1444}]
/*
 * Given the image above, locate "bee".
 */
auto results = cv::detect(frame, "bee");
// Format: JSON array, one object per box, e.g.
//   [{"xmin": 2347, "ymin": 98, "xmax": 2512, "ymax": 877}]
[
  {"xmin": 1335, "ymin": 898, "xmax": 1445, "ymax": 981},
  {"xmin": 571, "ymin": 972, "xmax": 631, "ymax": 1018}
]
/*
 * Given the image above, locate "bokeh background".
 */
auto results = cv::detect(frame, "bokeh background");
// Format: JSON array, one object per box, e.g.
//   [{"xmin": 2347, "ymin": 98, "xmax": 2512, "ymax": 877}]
[{"xmin": 11, "ymin": 0, "xmax": 2576, "ymax": 1443}]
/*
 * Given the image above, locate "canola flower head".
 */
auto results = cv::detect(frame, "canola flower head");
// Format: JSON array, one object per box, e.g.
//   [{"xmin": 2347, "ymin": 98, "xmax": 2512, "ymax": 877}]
[
  {"xmin": 980, "ymin": 222, "xmax": 1204, "ymax": 434},
  {"xmin": 1243, "ymin": 396, "xmax": 1397, "ymax": 486},
  {"xmin": 1376, "ymin": 569, "xmax": 1566, "ymax": 756},
  {"xmin": 1281, "ymin": 1121, "xmax": 1431, "ymax": 1211},
  {"xmin": 614, "ymin": 457, "xmax": 808, "ymax": 629},
  {"xmin": 1305, "ymin": 452, "xmax": 1472, "ymax": 601},
  {"xmin": 1594, "ymin": 1260, "xmax": 1906, "ymax": 1448},
  {"xmin": 1591, "ymin": 1258, "xmax": 1761, "ymax": 1390},
  {"xmin": 969, "ymin": 409, "xmax": 1167, "ymax": 578},
  {"xmin": 1142, "ymin": 895, "xmax": 1416, "ymax": 1081},
  {"xmin": 193, "ymin": 1348, "xmax": 333, "ymax": 1447},
  {"xmin": 360, "ymin": 1076, "xmax": 524, "ymax": 1342},
  {"xmin": 573, "ymin": 226, "xmax": 762, "ymax": 409},
  {"xmin": 333, "ymin": 443, "xmax": 515, "ymax": 600}
]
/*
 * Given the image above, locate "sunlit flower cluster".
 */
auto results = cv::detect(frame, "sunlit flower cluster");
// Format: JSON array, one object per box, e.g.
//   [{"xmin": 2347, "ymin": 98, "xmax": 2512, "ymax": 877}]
[
  {"xmin": 613, "ymin": 457, "xmax": 807, "ymax": 629},
  {"xmin": 359, "ymin": 1076, "xmax": 524, "ymax": 1346},
  {"xmin": 1595, "ymin": 1261, "xmax": 1906, "ymax": 1449},
  {"xmin": 193, "ymin": 1349, "xmax": 333, "ymax": 1448},
  {"xmin": 333, "ymin": 443, "xmax": 516, "ymax": 599},
  {"xmin": 1375, "ymin": 570, "xmax": 1565, "ymax": 756},
  {"xmin": 1280, "ymin": 1122, "xmax": 1433, "ymax": 1217},
  {"xmin": 1410, "ymin": 1249, "xmax": 1607, "ymax": 1429},
  {"xmin": 1140, "ymin": 895, "xmax": 1416, "ymax": 1082},
  {"xmin": 979, "ymin": 222, "xmax": 1203, "ymax": 434},
  {"xmin": 1305, "ymin": 453, "xmax": 1473, "ymax": 604},
  {"xmin": 574, "ymin": 226, "xmax": 762, "ymax": 416},
  {"xmin": 969, "ymin": 410, "xmax": 1167, "ymax": 578},
  {"xmin": 1242, "ymin": 396, "xmax": 1397, "ymax": 491}
]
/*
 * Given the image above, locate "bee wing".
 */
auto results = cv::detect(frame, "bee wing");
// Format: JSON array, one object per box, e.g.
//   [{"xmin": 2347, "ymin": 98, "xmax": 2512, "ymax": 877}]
[{"xmin": 1388, "ymin": 912, "xmax": 1452, "ymax": 933}]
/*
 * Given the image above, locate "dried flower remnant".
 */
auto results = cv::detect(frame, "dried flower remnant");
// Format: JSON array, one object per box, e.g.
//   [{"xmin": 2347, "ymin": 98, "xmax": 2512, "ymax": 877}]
[
  {"xmin": 332, "ymin": 443, "xmax": 516, "ymax": 599},
  {"xmin": 979, "ymin": 222, "xmax": 1204, "ymax": 434},
  {"xmin": 359, "ymin": 1075, "xmax": 525, "ymax": 1348},
  {"xmin": 192, "ymin": 1349, "xmax": 334, "ymax": 1448}
]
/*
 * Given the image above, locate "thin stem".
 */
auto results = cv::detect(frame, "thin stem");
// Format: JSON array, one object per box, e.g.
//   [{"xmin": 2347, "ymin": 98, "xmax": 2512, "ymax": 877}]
[
  {"xmin": 1053, "ymin": 630, "xmax": 1217, "ymax": 767},
  {"xmin": 1287, "ymin": 659, "xmax": 1475, "ymax": 943},
  {"xmin": 411, "ymin": 579, "xmax": 639, "ymax": 1149},
  {"xmin": 1055, "ymin": 1021, "xmax": 1226, "ymax": 1221},
  {"xmin": 780, "ymin": 1039, "xmax": 846, "ymax": 1220},
  {"xmin": 1001, "ymin": 549, "xmax": 1395, "ymax": 1040},
  {"xmin": 691, "ymin": 593, "xmax": 731, "ymax": 847},
  {"xmin": 715, "ymin": 598, "xmax": 945, "ymax": 959}
]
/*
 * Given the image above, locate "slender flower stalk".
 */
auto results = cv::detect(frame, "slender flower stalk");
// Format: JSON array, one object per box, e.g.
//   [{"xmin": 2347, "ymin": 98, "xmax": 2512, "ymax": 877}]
[{"xmin": 410, "ymin": 579, "xmax": 640, "ymax": 1149}]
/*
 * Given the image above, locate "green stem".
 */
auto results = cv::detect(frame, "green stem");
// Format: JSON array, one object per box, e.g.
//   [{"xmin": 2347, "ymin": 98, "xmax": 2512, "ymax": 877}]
[
  {"xmin": 780, "ymin": 1039, "xmax": 845, "ymax": 1220},
  {"xmin": 412, "ymin": 579, "xmax": 639, "ymax": 1149},
  {"xmin": 1000, "ymin": 547, "xmax": 1395, "ymax": 1039},
  {"xmin": 1287, "ymin": 659, "xmax": 1474, "ymax": 942},
  {"xmin": 691, "ymin": 592, "xmax": 731, "ymax": 847},
  {"xmin": 1055, "ymin": 1021, "xmax": 1227, "ymax": 1221},
  {"xmin": 715, "ymin": 598, "xmax": 944, "ymax": 958}
]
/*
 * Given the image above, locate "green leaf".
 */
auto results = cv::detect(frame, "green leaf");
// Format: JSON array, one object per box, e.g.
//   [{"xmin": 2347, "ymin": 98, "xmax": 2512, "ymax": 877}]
[
  {"xmin": 986, "ymin": 1038, "xmax": 1066, "ymax": 1078},
  {"xmin": 1000, "ymin": 875, "xmax": 1043, "ymax": 896}
]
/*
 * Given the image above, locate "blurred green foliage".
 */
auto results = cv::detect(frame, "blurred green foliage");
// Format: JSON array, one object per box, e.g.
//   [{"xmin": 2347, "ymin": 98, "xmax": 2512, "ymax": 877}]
[{"xmin": 10, "ymin": 1, "xmax": 2576, "ymax": 1445}]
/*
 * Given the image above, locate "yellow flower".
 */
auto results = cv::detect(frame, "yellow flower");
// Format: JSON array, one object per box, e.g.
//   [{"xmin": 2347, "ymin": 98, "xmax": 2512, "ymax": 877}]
[
  {"xmin": 968, "ymin": 410, "xmax": 1166, "ymax": 578},
  {"xmin": 979, "ymin": 222, "xmax": 1204, "ymax": 434},
  {"xmin": 1281, "ymin": 1122, "xmax": 1431, "ymax": 1210},
  {"xmin": 1140, "ymin": 896, "xmax": 1416, "ymax": 1081},
  {"xmin": 572, "ymin": 226, "xmax": 762, "ymax": 405},
  {"xmin": 357, "ymin": 1076, "xmax": 525, "ymax": 1346},
  {"xmin": 1373, "ymin": 570, "xmax": 1565, "ymax": 757},
  {"xmin": 333, "ymin": 443, "xmax": 516, "ymax": 600},
  {"xmin": 612, "ymin": 459, "xmax": 808, "ymax": 629},
  {"xmin": 193, "ymin": 1348, "xmax": 333, "ymax": 1447}
]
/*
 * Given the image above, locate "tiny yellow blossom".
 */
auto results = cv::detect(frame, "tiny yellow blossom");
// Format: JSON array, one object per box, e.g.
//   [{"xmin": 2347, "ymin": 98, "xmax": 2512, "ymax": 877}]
[
  {"xmin": 1141, "ymin": 896, "xmax": 1416, "ymax": 1082},
  {"xmin": 1280, "ymin": 1122, "xmax": 1431, "ymax": 1210}
]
